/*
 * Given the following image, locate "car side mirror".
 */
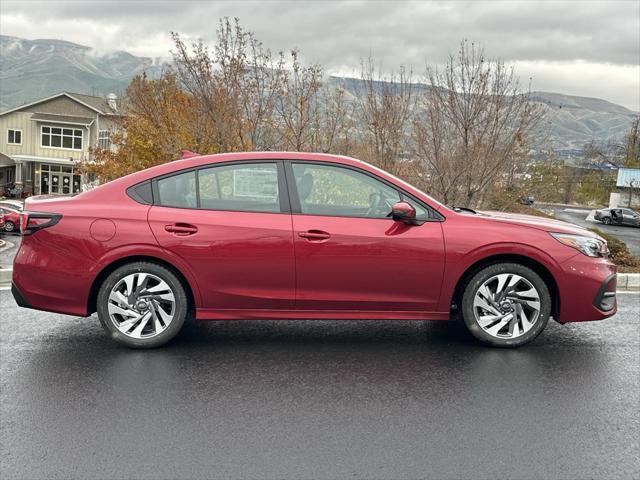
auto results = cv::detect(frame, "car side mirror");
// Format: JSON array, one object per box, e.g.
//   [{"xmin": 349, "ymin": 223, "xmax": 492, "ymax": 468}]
[{"xmin": 389, "ymin": 201, "xmax": 417, "ymax": 225}]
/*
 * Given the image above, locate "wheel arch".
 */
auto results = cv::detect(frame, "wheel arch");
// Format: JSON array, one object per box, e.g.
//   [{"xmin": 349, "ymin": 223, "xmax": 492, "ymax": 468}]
[
  {"xmin": 87, "ymin": 255, "xmax": 196, "ymax": 316},
  {"xmin": 450, "ymin": 253, "xmax": 560, "ymax": 321}
]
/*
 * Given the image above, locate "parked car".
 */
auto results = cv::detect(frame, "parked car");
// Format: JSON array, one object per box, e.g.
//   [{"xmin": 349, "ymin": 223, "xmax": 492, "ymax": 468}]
[
  {"xmin": 0, "ymin": 199, "xmax": 24, "ymax": 211},
  {"xmin": 0, "ymin": 207, "xmax": 21, "ymax": 233},
  {"xmin": 520, "ymin": 195, "xmax": 535, "ymax": 206},
  {"xmin": 11, "ymin": 152, "xmax": 617, "ymax": 349},
  {"xmin": 594, "ymin": 207, "xmax": 640, "ymax": 227},
  {"xmin": 0, "ymin": 210, "xmax": 4, "ymax": 232}
]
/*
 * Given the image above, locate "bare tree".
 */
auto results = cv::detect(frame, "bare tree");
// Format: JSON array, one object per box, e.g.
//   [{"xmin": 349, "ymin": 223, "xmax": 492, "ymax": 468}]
[
  {"xmin": 171, "ymin": 18, "xmax": 285, "ymax": 152},
  {"xmin": 412, "ymin": 40, "xmax": 545, "ymax": 206},
  {"xmin": 311, "ymin": 82, "xmax": 357, "ymax": 154},
  {"xmin": 356, "ymin": 58, "xmax": 414, "ymax": 172},
  {"xmin": 273, "ymin": 50, "xmax": 323, "ymax": 151},
  {"xmin": 624, "ymin": 117, "xmax": 640, "ymax": 167}
]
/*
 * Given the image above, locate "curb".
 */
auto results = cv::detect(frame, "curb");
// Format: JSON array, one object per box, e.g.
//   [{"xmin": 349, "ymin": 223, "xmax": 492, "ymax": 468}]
[
  {"xmin": 1, "ymin": 268, "xmax": 638, "ymax": 293},
  {"xmin": 0, "ymin": 268, "xmax": 11, "ymax": 288},
  {"xmin": 617, "ymin": 273, "xmax": 640, "ymax": 291}
]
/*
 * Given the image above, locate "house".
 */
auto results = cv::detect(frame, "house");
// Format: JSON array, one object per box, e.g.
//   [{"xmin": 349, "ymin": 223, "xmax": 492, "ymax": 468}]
[
  {"xmin": 609, "ymin": 167, "xmax": 640, "ymax": 208},
  {"xmin": 0, "ymin": 92, "xmax": 121, "ymax": 197}
]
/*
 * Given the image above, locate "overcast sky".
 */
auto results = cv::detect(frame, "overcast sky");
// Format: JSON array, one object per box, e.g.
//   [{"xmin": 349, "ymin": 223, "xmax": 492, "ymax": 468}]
[{"xmin": 2, "ymin": 0, "xmax": 639, "ymax": 110}]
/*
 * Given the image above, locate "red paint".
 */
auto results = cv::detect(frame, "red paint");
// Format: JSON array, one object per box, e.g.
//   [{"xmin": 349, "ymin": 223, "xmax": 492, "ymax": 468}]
[
  {"xmin": 12, "ymin": 152, "xmax": 616, "ymax": 324},
  {"xmin": 181, "ymin": 150, "xmax": 200, "ymax": 159},
  {"xmin": 0, "ymin": 207, "xmax": 20, "ymax": 230}
]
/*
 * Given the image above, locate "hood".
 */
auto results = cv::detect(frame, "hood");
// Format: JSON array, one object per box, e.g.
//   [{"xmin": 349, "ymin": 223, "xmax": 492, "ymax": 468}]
[{"xmin": 477, "ymin": 210, "xmax": 599, "ymax": 238}]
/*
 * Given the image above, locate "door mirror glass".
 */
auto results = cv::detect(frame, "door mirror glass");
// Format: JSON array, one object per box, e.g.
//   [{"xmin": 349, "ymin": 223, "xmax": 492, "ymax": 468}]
[{"xmin": 389, "ymin": 201, "xmax": 417, "ymax": 224}]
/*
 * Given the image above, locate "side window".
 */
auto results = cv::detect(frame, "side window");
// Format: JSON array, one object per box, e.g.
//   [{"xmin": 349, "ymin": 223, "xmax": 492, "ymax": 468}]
[
  {"xmin": 291, "ymin": 163, "xmax": 400, "ymax": 218},
  {"xmin": 199, "ymin": 163, "xmax": 280, "ymax": 213},
  {"xmin": 157, "ymin": 171, "xmax": 197, "ymax": 209}
]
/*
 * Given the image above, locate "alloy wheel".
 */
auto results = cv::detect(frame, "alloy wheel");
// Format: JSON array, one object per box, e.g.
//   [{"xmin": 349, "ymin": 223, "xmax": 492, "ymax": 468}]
[
  {"xmin": 4, "ymin": 221, "xmax": 15, "ymax": 232},
  {"xmin": 107, "ymin": 272, "xmax": 176, "ymax": 339},
  {"xmin": 472, "ymin": 273, "xmax": 541, "ymax": 339}
]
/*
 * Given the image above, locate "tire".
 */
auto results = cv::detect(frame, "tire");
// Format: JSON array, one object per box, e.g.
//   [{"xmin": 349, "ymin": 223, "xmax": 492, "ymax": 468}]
[
  {"xmin": 4, "ymin": 221, "xmax": 15, "ymax": 232},
  {"xmin": 461, "ymin": 263, "xmax": 551, "ymax": 347},
  {"xmin": 602, "ymin": 217, "xmax": 611, "ymax": 225},
  {"xmin": 96, "ymin": 261, "xmax": 188, "ymax": 348}
]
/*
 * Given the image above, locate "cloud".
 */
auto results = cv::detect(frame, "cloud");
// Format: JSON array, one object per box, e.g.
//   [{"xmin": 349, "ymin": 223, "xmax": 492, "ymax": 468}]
[{"xmin": 1, "ymin": 0, "xmax": 639, "ymax": 109}]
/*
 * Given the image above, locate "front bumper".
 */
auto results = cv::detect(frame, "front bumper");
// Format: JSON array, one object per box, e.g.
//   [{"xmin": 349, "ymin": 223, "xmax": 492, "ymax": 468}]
[
  {"xmin": 592, "ymin": 273, "xmax": 617, "ymax": 312},
  {"xmin": 555, "ymin": 254, "xmax": 617, "ymax": 323}
]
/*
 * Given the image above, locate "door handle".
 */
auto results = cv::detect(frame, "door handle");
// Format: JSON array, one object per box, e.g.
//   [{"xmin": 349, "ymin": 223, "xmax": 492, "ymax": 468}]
[
  {"xmin": 165, "ymin": 224, "xmax": 198, "ymax": 235},
  {"xmin": 298, "ymin": 230, "xmax": 331, "ymax": 241}
]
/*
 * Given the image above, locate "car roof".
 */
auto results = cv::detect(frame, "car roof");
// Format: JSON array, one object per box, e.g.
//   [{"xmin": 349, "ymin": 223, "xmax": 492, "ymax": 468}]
[{"xmin": 78, "ymin": 151, "xmax": 447, "ymax": 211}]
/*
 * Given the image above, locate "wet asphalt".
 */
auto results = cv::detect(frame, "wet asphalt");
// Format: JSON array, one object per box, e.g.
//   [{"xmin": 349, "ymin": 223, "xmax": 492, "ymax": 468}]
[{"xmin": 1, "ymin": 289, "xmax": 639, "ymax": 480}]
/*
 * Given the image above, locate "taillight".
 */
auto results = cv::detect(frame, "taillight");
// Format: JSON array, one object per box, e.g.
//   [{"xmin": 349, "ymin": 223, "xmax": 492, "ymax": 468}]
[{"xmin": 19, "ymin": 211, "xmax": 62, "ymax": 235}]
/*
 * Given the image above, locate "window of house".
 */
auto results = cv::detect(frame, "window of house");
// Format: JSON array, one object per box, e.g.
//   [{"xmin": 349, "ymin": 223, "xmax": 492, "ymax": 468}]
[
  {"xmin": 98, "ymin": 130, "xmax": 111, "ymax": 150},
  {"xmin": 41, "ymin": 126, "xmax": 83, "ymax": 150},
  {"xmin": 7, "ymin": 129, "xmax": 22, "ymax": 145},
  {"xmin": 198, "ymin": 163, "xmax": 280, "ymax": 212}
]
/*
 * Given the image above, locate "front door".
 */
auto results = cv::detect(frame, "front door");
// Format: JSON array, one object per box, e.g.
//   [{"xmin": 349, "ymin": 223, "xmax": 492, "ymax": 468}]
[
  {"xmin": 288, "ymin": 162, "xmax": 445, "ymax": 312},
  {"xmin": 611, "ymin": 209, "xmax": 623, "ymax": 225},
  {"xmin": 148, "ymin": 161, "xmax": 295, "ymax": 310}
]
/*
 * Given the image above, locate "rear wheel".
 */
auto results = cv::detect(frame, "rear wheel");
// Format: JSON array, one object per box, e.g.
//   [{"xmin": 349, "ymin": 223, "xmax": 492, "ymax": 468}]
[
  {"xmin": 97, "ymin": 262, "xmax": 188, "ymax": 348},
  {"xmin": 461, "ymin": 263, "xmax": 551, "ymax": 347}
]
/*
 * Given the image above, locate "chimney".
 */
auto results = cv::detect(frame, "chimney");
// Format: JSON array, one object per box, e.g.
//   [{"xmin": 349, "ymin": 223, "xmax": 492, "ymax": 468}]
[{"xmin": 106, "ymin": 93, "xmax": 117, "ymax": 112}]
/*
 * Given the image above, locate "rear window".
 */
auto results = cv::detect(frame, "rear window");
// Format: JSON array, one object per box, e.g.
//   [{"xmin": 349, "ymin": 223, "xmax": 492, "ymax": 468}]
[{"xmin": 198, "ymin": 163, "xmax": 280, "ymax": 213}]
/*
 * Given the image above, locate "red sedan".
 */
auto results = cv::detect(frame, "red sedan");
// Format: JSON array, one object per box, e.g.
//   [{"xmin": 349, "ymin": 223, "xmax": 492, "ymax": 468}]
[
  {"xmin": 11, "ymin": 152, "xmax": 617, "ymax": 348},
  {"xmin": 1, "ymin": 206, "xmax": 21, "ymax": 233}
]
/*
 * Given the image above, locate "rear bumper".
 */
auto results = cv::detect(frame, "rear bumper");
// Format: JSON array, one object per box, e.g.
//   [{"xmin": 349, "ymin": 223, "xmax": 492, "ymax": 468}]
[
  {"xmin": 555, "ymin": 254, "xmax": 617, "ymax": 323},
  {"xmin": 11, "ymin": 282, "xmax": 32, "ymax": 309},
  {"xmin": 12, "ymin": 235, "xmax": 93, "ymax": 317}
]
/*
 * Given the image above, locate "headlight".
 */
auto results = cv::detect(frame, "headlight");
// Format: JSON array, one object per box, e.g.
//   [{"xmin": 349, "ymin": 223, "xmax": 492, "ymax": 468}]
[{"xmin": 550, "ymin": 233, "xmax": 608, "ymax": 257}]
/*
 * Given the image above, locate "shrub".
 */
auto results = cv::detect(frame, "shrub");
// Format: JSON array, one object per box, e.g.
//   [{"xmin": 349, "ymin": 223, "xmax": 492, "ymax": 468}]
[
  {"xmin": 589, "ymin": 228, "xmax": 640, "ymax": 268},
  {"xmin": 483, "ymin": 185, "xmax": 553, "ymax": 218}
]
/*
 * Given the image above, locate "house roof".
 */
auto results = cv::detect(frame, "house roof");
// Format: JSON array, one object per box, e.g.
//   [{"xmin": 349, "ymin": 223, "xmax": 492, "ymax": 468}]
[
  {"xmin": 0, "ymin": 92, "xmax": 118, "ymax": 116},
  {"xmin": 0, "ymin": 153, "xmax": 15, "ymax": 167},
  {"xmin": 616, "ymin": 168, "xmax": 640, "ymax": 188}
]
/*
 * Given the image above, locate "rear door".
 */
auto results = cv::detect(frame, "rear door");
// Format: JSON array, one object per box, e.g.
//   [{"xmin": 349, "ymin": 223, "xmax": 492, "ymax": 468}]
[
  {"xmin": 148, "ymin": 161, "xmax": 295, "ymax": 310},
  {"xmin": 286, "ymin": 161, "xmax": 445, "ymax": 312}
]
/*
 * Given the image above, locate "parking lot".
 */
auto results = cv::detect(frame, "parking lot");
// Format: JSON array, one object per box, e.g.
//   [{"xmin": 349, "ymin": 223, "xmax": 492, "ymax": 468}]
[
  {"xmin": 550, "ymin": 206, "xmax": 640, "ymax": 257},
  {"xmin": 1, "ymin": 289, "xmax": 638, "ymax": 479},
  {"xmin": 1, "ymin": 207, "xmax": 639, "ymax": 479}
]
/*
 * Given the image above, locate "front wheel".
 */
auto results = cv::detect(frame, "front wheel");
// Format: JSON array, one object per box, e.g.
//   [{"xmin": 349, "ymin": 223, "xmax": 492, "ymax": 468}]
[
  {"xmin": 96, "ymin": 262, "xmax": 188, "ymax": 348},
  {"xmin": 4, "ymin": 221, "xmax": 15, "ymax": 232},
  {"xmin": 602, "ymin": 217, "xmax": 611, "ymax": 225},
  {"xmin": 461, "ymin": 263, "xmax": 551, "ymax": 347}
]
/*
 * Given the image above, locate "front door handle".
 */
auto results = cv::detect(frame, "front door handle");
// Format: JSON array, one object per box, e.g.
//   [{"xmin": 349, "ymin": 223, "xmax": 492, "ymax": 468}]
[
  {"xmin": 298, "ymin": 230, "xmax": 331, "ymax": 241},
  {"xmin": 165, "ymin": 224, "xmax": 198, "ymax": 235}
]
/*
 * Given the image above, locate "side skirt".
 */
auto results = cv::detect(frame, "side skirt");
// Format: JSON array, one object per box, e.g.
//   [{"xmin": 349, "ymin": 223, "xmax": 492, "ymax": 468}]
[{"xmin": 196, "ymin": 309, "xmax": 450, "ymax": 321}]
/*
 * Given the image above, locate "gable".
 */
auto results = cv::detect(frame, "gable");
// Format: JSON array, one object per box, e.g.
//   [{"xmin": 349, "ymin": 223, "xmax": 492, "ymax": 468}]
[{"xmin": 14, "ymin": 95, "xmax": 97, "ymax": 117}]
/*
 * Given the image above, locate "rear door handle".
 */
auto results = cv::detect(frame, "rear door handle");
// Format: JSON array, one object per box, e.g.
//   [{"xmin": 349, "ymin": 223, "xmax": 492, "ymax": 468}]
[
  {"xmin": 298, "ymin": 230, "xmax": 331, "ymax": 241},
  {"xmin": 165, "ymin": 224, "xmax": 198, "ymax": 235}
]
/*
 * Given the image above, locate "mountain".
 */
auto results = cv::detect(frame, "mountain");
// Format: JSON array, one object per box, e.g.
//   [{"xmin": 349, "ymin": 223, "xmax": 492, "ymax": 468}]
[
  {"xmin": 0, "ymin": 35, "xmax": 164, "ymax": 109},
  {"xmin": 1, "ymin": 35, "xmax": 636, "ymax": 151},
  {"xmin": 528, "ymin": 92, "xmax": 637, "ymax": 151},
  {"xmin": 330, "ymin": 77, "xmax": 638, "ymax": 152}
]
